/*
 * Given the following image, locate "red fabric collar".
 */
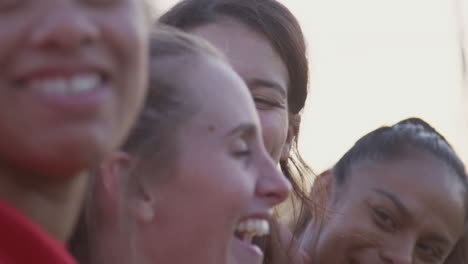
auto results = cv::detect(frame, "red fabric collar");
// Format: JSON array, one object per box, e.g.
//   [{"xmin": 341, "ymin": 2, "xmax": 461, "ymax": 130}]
[{"xmin": 0, "ymin": 199, "xmax": 76, "ymax": 264}]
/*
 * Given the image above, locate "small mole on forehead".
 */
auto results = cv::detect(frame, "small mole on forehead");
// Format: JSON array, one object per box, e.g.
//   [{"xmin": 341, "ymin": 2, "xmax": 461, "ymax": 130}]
[{"xmin": 208, "ymin": 125, "xmax": 216, "ymax": 132}]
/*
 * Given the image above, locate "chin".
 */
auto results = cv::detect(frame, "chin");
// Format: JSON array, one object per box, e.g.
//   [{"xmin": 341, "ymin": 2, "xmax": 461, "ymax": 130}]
[{"xmin": 27, "ymin": 139, "xmax": 108, "ymax": 179}]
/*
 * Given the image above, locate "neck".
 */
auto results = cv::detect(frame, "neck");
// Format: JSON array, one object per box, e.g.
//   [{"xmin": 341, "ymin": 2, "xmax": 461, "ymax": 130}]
[{"xmin": 0, "ymin": 165, "xmax": 88, "ymax": 242}]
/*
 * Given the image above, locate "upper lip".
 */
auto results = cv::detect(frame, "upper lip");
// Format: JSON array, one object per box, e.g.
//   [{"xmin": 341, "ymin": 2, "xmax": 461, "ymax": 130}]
[{"xmin": 238, "ymin": 211, "xmax": 273, "ymax": 222}]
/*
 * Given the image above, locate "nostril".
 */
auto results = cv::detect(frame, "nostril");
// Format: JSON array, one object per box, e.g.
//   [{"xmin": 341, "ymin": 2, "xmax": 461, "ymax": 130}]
[{"xmin": 31, "ymin": 14, "xmax": 99, "ymax": 51}]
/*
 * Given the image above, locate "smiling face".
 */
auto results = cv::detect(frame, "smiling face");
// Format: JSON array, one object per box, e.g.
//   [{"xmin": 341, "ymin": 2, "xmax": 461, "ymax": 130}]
[
  {"xmin": 302, "ymin": 152, "xmax": 467, "ymax": 264},
  {"xmin": 135, "ymin": 55, "xmax": 291, "ymax": 264},
  {"xmin": 189, "ymin": 17, "xmax": 292, "ymax": 164},
  {"xmin": 0, "ymin": 0, "xmax": 148, "ymax": 178}
]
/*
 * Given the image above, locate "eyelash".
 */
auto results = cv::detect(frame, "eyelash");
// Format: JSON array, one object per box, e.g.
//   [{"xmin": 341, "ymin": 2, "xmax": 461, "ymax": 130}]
[
  {"xmin": 233, "ymin": 149, "xmax": 252, "ymax": 167},
  {"xmin": 85, "ymin": 0, "xmax": 119, "ymax": 8},
  {"xmin": 253, "ymin": 97, "xmax": 283, "ymax": 108},
  {"xmin": 372, "ymin": 207, "xmax": 397, "ymax": 231},
  {"xmin": 417, "ymin": 243, "xmax": 443, "ymax": 262},
  {"xmin": 233, "ymin": 149, "xmax": 251, "ymax": 157}
]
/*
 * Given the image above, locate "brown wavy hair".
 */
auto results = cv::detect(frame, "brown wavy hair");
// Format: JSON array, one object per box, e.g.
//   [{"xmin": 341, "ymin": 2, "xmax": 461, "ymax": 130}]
[{"xmin": 159, "ymin": 1, "xmax": 314, "ymax": 262}]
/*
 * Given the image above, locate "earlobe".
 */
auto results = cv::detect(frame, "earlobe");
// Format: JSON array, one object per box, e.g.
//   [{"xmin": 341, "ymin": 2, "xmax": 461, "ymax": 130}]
[
  {"xmin": 101, "ymin": 153, "xmax": 157, "ymax": 224},
  {"xmin": 129, "ymin": 185, "xmax": 156, "ymax": 223},
  {"xmin": 280, "ymin": 113, "xmax": 300, "ymax": 162},
  {"xmin": 126, "ymin": 164, "xmax": 157, "ymax": 223},
  {"xmin": 133, "ymin": 199, "xmax": 155, "ymax": 222}
]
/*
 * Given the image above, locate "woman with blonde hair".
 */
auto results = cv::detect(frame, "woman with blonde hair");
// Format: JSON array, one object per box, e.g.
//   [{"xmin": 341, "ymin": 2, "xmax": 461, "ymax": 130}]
[{"xmin": 71, "ymin": 27, "xmax": 291, "ymax": 264}]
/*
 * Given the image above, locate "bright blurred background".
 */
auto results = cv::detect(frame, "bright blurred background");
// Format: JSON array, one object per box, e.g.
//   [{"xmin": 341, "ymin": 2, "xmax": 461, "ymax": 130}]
[{"xmin": 152, "ymin": 0, "xmax": 468, "ymax": 174}]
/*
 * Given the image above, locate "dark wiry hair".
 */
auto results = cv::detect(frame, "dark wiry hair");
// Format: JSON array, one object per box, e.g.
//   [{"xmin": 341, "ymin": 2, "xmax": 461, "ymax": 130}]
[{"xmin": 333, "ymin": 118, "xmax": 467, "ymax": 189}]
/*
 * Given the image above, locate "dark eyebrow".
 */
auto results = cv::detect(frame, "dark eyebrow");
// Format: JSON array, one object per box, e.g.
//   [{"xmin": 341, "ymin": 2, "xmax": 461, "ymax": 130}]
[
  {"xmin": 425, "ymin": 233, "xmax": 452, "ymax": 247},
  {"xmin": 228, "ymin": 123, "xmax": 257, "ymax": 138},
  {"xmin": 373, "ymin": 189, "xmax": 453, "ymax": 248},
  {"xmin": 246, "ymin": 78, "xmax": 287, "ymax": 98},
  {"xmin": 373, "ymin": 188, "xmax": 412, "ymax": 220}
]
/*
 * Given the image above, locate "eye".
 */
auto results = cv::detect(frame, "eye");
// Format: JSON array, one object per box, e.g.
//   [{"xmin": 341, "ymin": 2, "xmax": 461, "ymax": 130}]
[
  {"xmin": 253, "ymin": 96, "xmax": 284, "ymax": 110},
  {"xmin": 372, "ymin": 207, "xmax": 397, "ymax": 231},
  {"xmin": 417, "ymin": 243, "xmax": 443, "ymax": 263},
  {"xmin": 83, "ymin": 0, "xmax": 119, "ymax": 7},
  {"xmin": 231, "ymin": 139, "xmax": 252, "ymax": 162}
]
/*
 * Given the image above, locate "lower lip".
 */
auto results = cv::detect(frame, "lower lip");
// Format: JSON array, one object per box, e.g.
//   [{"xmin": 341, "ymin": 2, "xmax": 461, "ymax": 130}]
[
  {"xmin": 232, "ymin": 236, "xmax": 264, "ymax": 264},
  {"xmin": 20, "ymin": 83, "xmax": 110, "ymax": 114}
]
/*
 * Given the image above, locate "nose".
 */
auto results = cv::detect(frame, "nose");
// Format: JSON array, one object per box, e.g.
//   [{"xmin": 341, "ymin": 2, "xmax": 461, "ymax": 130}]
[
  {"xmin": 379, "ymin": 240, "xmax": 413, "ymax": 264},
  {"xmin": 30, "ymin": 3, "xmax": 100, "ymax": 51},
  {"xmin": 255, "ymin": 147, "xmax": 292, "ymax": 206}
]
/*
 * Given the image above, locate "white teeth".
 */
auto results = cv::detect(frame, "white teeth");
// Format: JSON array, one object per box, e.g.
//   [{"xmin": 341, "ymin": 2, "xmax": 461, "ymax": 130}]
[
  {"xmin": 28, "ymin": 74, "xmax": 101, "ymax": 95},
  {"xmin": 235, "ymin": 219, "xmax": 270, "ymax": 238},
  {"xmin": 70, "ymin": 74, "xmax": 100, "ymax": 94}
]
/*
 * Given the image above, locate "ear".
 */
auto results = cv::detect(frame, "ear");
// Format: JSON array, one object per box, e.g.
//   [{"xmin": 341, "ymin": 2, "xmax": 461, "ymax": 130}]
[
  {"xmin": 280, "ymin": 113, "xmax": 301, "ymax": 162},
  {"xmin": 125, "ymin": 160, "xmax": 156, "ymax": 224},
  {"xmin": 311, "ymin": 170, "xmax": 334, "ymax": 202},
  {"xmin": 95, "ymin": 151, "xmax": 133, "ymax": 225},
  {"xmin": 309, "ymin": 169, "xmax": 335, "ymax": 225},
  {"xmin": 299, "ymin": 170, "xmax": 335, "ymax": 257}
]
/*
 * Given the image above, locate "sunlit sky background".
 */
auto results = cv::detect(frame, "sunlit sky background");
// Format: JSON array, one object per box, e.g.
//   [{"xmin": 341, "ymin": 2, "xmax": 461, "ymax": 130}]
[{"xmin": 153, "ymin": 0, "xmax": 468, "ymax": 174}]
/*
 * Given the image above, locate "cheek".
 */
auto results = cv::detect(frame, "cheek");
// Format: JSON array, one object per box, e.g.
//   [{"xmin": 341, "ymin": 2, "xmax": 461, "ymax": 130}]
[
  {"xmin": 179, "ymin": 150, "xmax": 255, "ymax": 220},
  {"xmin": 315, "ymin": 204, "xmax": 383, "ymax": 260},
  {"xmin": 99, "ymin": 7, "xmax": 149, "ymax": 138},
  {"xmin": 257, "ymin": 110, "xmax": 289, "ymax": 161},
  {"xmin": 208, "ymin": 159, "xmax": 254, "ymax": 217},
  {"xmin": 0, "ymin": 13, "xmax": 33, "ymax": 88}
]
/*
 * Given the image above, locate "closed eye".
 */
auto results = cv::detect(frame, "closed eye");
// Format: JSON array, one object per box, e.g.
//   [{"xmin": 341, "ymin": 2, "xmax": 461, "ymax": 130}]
[
  {"xmin": 253, "ymin": 96, "xmax": 285, "ymax": 109},
  {"xmin": 228, "ymin": 124, "xmax": 256, "ymax": 166},
  {"xmin": 233, "ymin": 149, "xmax": 251, "ymax": 158},
  {"xmin": 232, "ymin": 141, "xmax": 252, "ymax": 167},
  {"xmin": 84, "ymin": 0, "xmax": 119, "ymax": 7}
]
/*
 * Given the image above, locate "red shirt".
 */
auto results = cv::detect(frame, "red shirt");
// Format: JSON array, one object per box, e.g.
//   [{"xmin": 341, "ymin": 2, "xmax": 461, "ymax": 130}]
[{"xmin": 0, "ymin": 199, "xmax": 76, "ymax": 264}]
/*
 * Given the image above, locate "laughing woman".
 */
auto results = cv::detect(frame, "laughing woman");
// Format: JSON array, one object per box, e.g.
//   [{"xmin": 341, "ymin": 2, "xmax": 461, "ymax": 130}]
[
  {"xmin": 300, "ymin": 118, "xmax": 468, "ymax": 264},
  {"xmin": 0, "ymin": 0, "xmax": 149, "ymax": 263},
  {"xmin": 159, "ymin": 1, "xmax": 313, "ymax": 262},
  {"xmin": 71, "ymin": 28, "xmax": 292, "ymax": 264}
]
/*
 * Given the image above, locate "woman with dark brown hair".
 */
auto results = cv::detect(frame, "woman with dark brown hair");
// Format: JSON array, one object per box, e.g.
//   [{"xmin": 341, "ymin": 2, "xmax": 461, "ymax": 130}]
[
  {"xmin": 300, "ymin": 118, "xmax": 468, "ymax": 264},
  {"xmin": 159, "ymin": 1, "xmax": 313, "ymax": 262},
  {"xmin": 0, "ymin": 0, "xmax": 149, "ymax": 263}
]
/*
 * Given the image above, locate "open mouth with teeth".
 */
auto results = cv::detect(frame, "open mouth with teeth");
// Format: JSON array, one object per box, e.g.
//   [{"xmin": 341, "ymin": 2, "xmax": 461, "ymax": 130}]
[
  {"xmin": 233, "ymin": 218, "xmax": 270, "ymax": 257},
  {"xmin": 21, "ymin": 73, "xmax": 107, "ymax": 96},
  {"xmin": 14, "ymin": 70, "xmax": 112, "ymax": 114}
]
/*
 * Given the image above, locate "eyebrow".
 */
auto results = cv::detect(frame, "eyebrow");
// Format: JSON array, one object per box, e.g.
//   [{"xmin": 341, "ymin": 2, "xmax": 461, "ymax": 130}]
[
  {"xmin": 228, "ymin": 123, "xmax": 257, "ymax": 138},
  {"xmin": 246, "ymin": 78, "xmax": 287, "ymax": 98},
  {"xmin": 373, "ymin": 188, "xmax": 412, "ymax": 220}
]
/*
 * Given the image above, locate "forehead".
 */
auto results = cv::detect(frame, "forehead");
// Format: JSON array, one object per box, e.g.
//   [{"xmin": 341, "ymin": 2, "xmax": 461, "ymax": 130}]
[
  {"xmin": 347, "ymin": 154, "xmax": 463, "ymax": 194},
  {"xmin": 177, "ymin": 55, "xmax": 259, "ymax": 129},
  {"xmin": 189, "ymin": 17, "xmax": 289, "ymax": 93},
  {"xmin": 345, "ymin": 154, "xmax": 466, "ymax": 229}
]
